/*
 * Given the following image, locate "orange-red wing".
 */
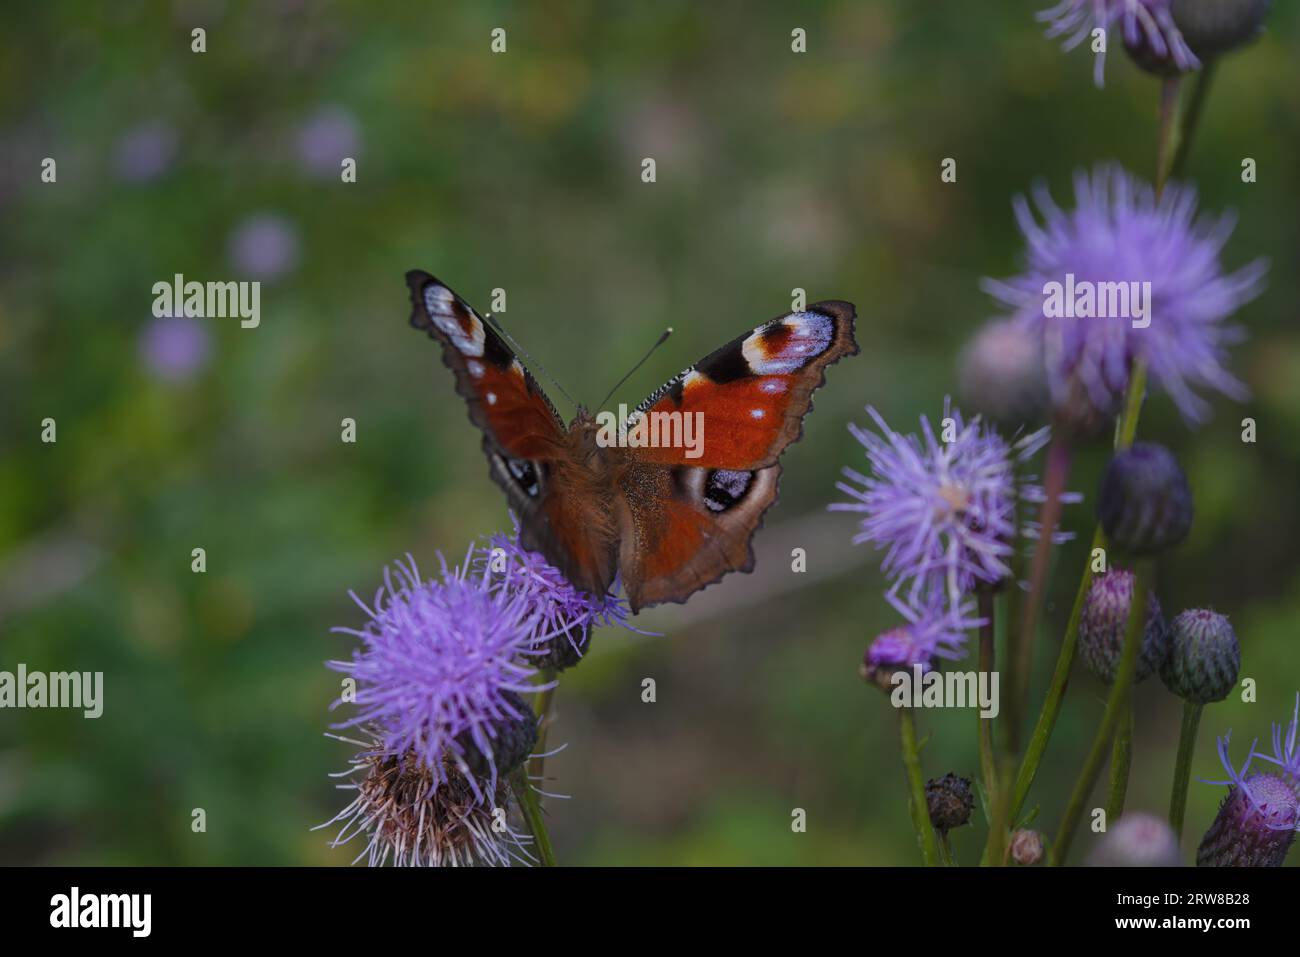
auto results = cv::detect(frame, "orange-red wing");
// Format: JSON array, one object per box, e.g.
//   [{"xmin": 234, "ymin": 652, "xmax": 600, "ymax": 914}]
[
  {"xmin": 406, "ymin": 270, "xmax": 565, "ymax": 460},
  {"xmin": 614, "ymin": 463, "xmax": 782, "ymax": 612},
  {"xmin": 625, "ymin": 301, "xmax": 857, "ymax": 470}
]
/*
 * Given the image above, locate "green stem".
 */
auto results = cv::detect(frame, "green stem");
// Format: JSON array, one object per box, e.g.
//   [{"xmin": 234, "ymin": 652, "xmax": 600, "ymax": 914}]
[
  {"xmin": 1009, "ymin": 436, "xmax": 1072, "ymax": 751},
  {"xmin": 1169, "ymin": 61, "xmax": 1216, "ymax": 181},
  {"xmin": 1169, "ymin": 700, "xmax": 1203, "ymax": 839},
  {"xmin": 1050, "ymin": 560, "xmax": 1154, "ymax": 866},
  {"xmin": 899, "ymin": 708, "xmax": 940, "ymax": 866},
  {"xmin": 1010, "ymin": 355, "xmax": 1148, "ymax": 821},
  {"xmin": 514, "ymin": 769, "xmax": 557, "ymax": 867},
  {"xmin": 1155, "ymin": 76, "xmax": 1183, "ymax": 197},
  {"xmin": 978, "ymin": 591, "xmax": 998, "ymax": 807},
  {"xmin": 1106, "ymin": 695, "xmax": 1133, "ymax": 820}
]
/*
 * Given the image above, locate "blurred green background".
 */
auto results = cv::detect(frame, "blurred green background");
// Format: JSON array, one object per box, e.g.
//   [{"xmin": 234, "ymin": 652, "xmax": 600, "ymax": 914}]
[{"xmin": 1, "ymin": 1, "xmax": 1298, "ymax": 866}]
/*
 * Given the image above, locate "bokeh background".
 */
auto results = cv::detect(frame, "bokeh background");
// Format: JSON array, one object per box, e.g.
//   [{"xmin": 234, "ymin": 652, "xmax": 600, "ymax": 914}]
[{"xmin": 1, "ymin": 1, "xmax": 1298, "ymax": 866}]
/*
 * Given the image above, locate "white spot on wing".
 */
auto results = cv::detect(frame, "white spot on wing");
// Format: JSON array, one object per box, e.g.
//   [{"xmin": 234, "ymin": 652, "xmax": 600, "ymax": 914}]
[{"xmin": 424, "ymin": 285, "xmax": 486, "ymax": 357}]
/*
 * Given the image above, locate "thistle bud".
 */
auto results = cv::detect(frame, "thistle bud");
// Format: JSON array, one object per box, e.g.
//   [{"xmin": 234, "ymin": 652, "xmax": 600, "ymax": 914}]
[
  {"xmin": 1009, "ymin": 829, "xmax": 1045, "ymax": 866},
  {"xmin": 1173, "ymin": 0, "xmax": 1272, "ymax": 58},
  {"xmin": 925, "ymin": 773, "xmax": 974, "ymax": 833},
  {"xmin": 456, "ymin": 689, "xmax": 539, "ymax": 778},
  {"xmin": 1098, "ymin": 443, "xmax": 1194, "ymax": 555},
  {"xmin": 957, "ymin": 318, "xmax": 1049, "ymax": 426},
  {"xmin": 1197, "ymin": 773, "xmax": 1299, "ymax": 867},
  {"xmin": 1079, "ymin": 569, "xmax": 1169, "ymax": 684},
  {"xmin": 1161, "ymin": 609, "xmax": 1241, "ymax": 704},
  {"xmin": 1088, "ymin": 812, "xmax": 1183, "ymax": 866}
]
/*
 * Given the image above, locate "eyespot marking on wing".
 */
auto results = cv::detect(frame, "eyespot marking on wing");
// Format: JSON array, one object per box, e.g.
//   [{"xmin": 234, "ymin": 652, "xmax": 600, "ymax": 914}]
[
  {"xmin": 741, "ymin": 313, "xmax": 834, "ymax": 374},
  {"xmin": 703, "ymin": 468, "xmax": 755, "ymax": 513}
]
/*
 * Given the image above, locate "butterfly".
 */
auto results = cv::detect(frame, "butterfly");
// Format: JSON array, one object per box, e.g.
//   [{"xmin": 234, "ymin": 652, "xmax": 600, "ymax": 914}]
[{"xmin": 407, "ymin": 270, "xmax": 858, "ymax": 612}]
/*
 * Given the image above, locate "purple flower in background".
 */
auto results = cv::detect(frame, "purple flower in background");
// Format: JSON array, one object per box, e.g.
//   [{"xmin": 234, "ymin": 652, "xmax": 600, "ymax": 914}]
[
  {"xmin": 138, "ymin": 315, "xmax": 212, "ymax": 383},
  {"xmin": 327, "ymin": 549, "xmax": 558, "ymax": 802},
  {"xmin": 984, "ymin": 165, "xmax": 1266, "ymax": 425},
  {"xmin": 1038, "ymin": 0, "xmax": 1199, "ymax": 86},
  {"xmin": 296, "ymin": 105, "xmax": 360, "ymax": 178},
  {"xmin": 831, "ymin": 399, "xmax": 1060, "ymax": 606},
  {"xmin": 480, "ymin": 525, "xmax": 641, "ymax": 670},
  {"xmin": 227, "ymin": 212, "xmax": 300, "ymax": 281},
  {"xmin": 113, "ymin": 121, "xmax": 179, "ymax": 183}
]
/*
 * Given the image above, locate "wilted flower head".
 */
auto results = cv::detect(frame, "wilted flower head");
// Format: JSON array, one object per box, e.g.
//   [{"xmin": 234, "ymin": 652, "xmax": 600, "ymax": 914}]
[
  {"xmin": 1039, "ymin": 0, "xmax": 1199, "ymax": 86},
  {"xmin": 832, "ymin": 399, "xmax": 1064, "ymax": 606},
  {"xmin": 317, "ymin": 727, "xmax": 534, "ymax": 867},
  {"xmin": 480, "ymin": 525, "xmax": 640, "ymax": 671},
  {"xmin": 925, "ymin": 773, "xmax": 975, "ymax": 833},
  {"xmin": 984, "ymin": 165, "xmax": 1266, "ymax": 426},
  {"xmin": 328, "ymin": 549, "xmax": 558, "ymax": 799}
]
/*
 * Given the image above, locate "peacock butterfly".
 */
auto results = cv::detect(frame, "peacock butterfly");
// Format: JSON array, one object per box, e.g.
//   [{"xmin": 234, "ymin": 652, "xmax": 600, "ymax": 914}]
[{"xmin": 406, "ymin": 270, "xmax": 858, "ymax": 612}]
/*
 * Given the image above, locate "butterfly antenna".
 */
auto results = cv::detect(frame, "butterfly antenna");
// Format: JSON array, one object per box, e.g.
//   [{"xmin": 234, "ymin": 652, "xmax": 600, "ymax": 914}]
[
  {"xmin": 598, "ymin": 327, "xmax": 673, "ymax": 410},
  {"xmin": 483, "ymin": 313, "xmax": 579, "ymax": 412}
]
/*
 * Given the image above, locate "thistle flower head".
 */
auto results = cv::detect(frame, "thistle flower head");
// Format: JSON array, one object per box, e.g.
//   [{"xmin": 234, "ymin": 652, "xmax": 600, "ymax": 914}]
[
  {"xmin": 1172, "ymin": 0, "xmax": 1273, "ymax": 59},
  {"xmin": 1198, "ymin": 771, "xmax": 1299, "ymax": 867},
  {"xmin": 832, "ymin": 399, "xmax": 1065, "ymax": 606},
  {"xmin": 1098, "ymin": 442, "xmax": 1194, "ymax": 554},
  {"xmin": 328, "ymin": 549, "xmax": 558, "ymax": 799},
  {"xmin": 1201, "ymin": 697, "xmax": 1300, "ymax": 866},
  {"xmin": 984, "ymin": 165, "xmax": 1266, "ymax": 426},
  {"xmin": 317, "ymin": 727, "xmax": 534, "ymax": 867},
  {"xmin": 480, "ymin": 525, "xmax": 639, "ymax": 671},
  {"xmin": 1078, "ymin": 568, "xmax": 1169, "ymax": 684},
  {"xmin": 1087, "ymin": 811, "xmax": 1183, "ymax": 865},
  {"xmin": 861, "ymin": 592, "xmax": 982, "ymax": 688},
  {"xmin": 1038, "ymin": 0, "xmax": 1199, "ymax": 86},
  {"xmin": 1160, "ymin": 608, "xmax": 1240, "ymax": 704}
]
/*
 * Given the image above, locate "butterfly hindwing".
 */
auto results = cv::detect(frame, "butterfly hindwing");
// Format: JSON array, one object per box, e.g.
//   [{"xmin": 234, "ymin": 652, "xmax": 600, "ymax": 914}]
[
  {"xmin": 615, "ymin": 463, "xmax": 782, "ymax": 611},
  {"xmin": 611, "ymin": 301, "xmax": 857, "ymax": 610}
]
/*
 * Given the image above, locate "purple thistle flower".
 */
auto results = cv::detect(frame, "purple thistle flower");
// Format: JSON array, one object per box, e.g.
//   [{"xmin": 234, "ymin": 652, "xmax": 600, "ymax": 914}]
[
  {"xmin": 316, "ymin": 726, "xmax": 534, "ymax": 867},
  {"xmin": 479, "ymin": 524, "xmax": 642, "ymax": 671},
  {"xmin": 1038, "ymin": 0, "xmax": 1199, "ymax": 87},
  {"xmin": 831, "ymin": 399, "xmax": 1066, "ymax": 607},
  {"xmin": 1204, "ymin": 696, "xmax": 1300, "ymax": 835},
  {"xmin": 327, "ymin": 548, "xmax": 559, "ymax": 801},
  {"xmin": 984, "ymin": 165, "xmax": 1267, "ymax": 426},
  {"xmin": 138, "ymin": 314, "xmax": 212, "ymax": 383},
  {"xmin": 862, "ymin": 590, "xmax": 983, "ymax": 687}
]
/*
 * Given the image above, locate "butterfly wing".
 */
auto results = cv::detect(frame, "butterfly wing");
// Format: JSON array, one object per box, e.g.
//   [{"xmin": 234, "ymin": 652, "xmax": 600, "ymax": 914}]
[
  {"xmin": 614, "ymin": 302, "xmax": 857, "ymax": 611},
  {"xmin": 407, "ymin": 270, "xmax": 619, "ymax": 595}
]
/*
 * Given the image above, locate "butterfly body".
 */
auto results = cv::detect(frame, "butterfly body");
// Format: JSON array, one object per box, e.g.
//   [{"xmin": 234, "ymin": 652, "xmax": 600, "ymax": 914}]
[{"xmin": 407, "ymin": 270, "xmax": 857, "ymax": 612}]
